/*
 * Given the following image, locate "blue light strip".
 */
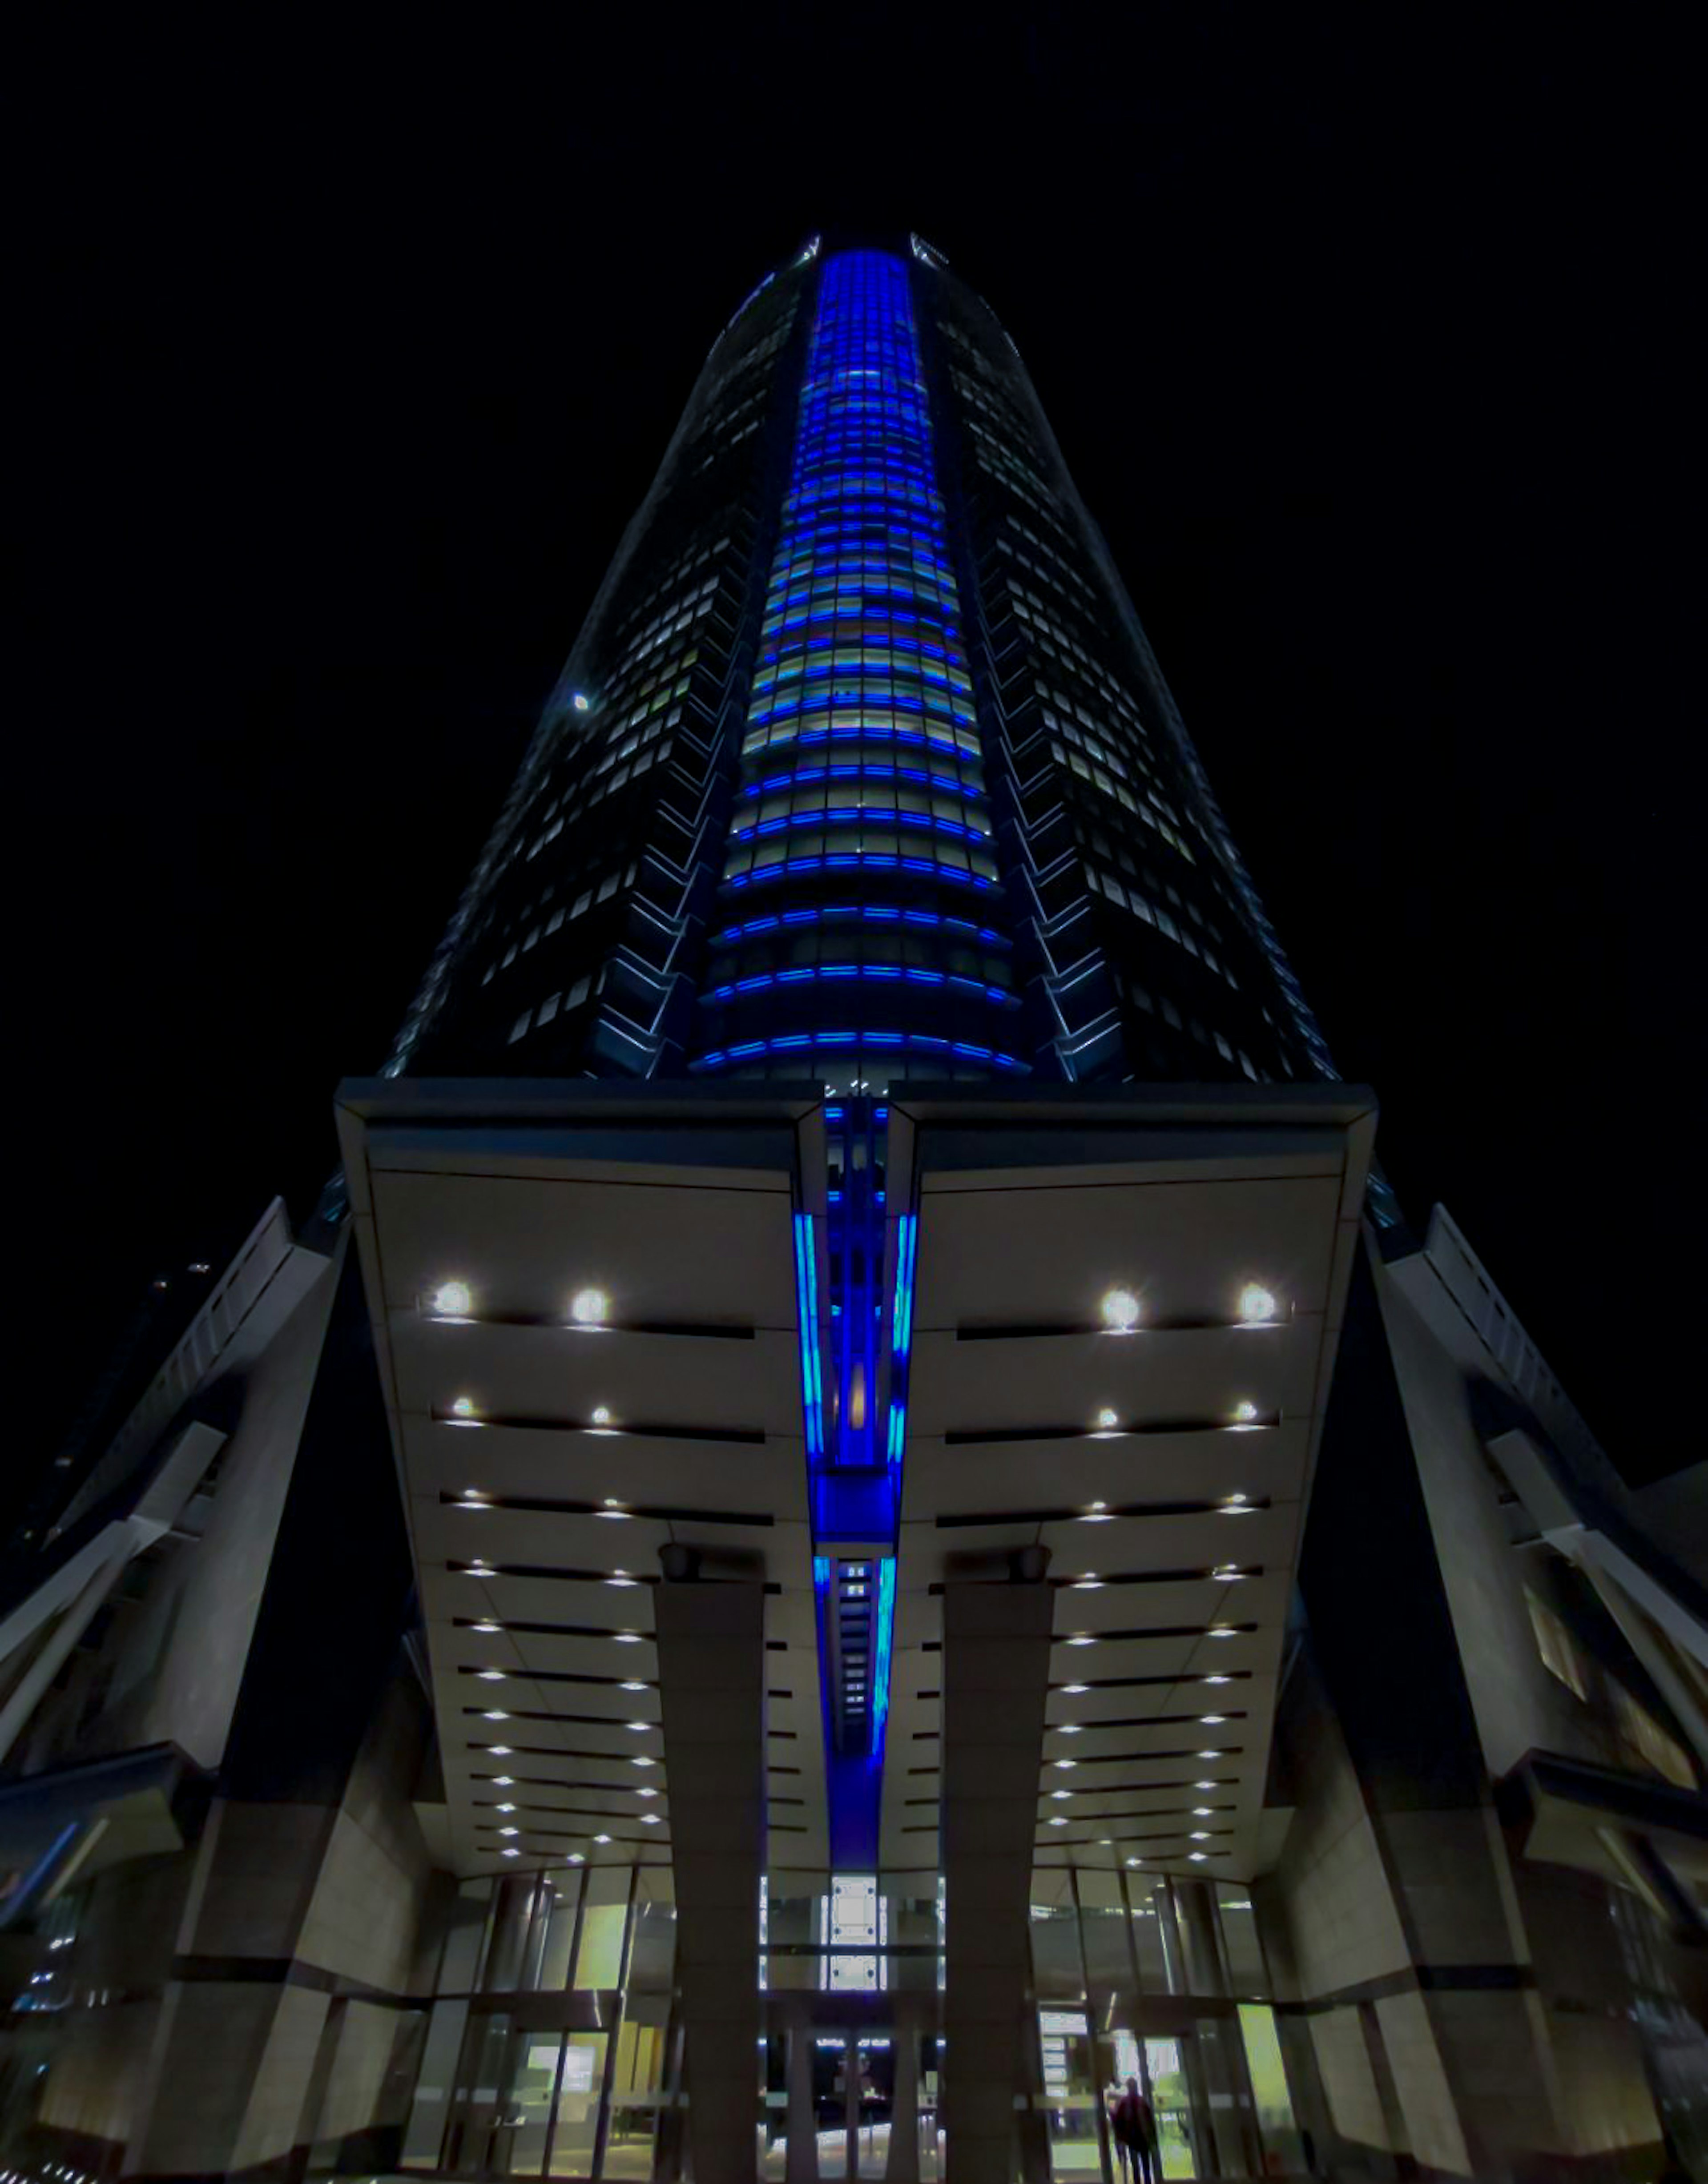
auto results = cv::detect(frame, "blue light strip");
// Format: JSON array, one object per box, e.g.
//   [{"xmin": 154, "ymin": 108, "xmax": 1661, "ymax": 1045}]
[
  {"xmin": 693, "ymin": 1033, "xmax": 1030, "ymax": 1074},
  {"xmin": 793, "ymin": 1213, "xmax": 825, "ymax": 1462},
  {"xmin": 870, "ymin": 1556, "xmax": 898, "ymax": 1756},
  {"xmin": 708, "ymin": 966, "xmax": 1014, "ymax": 1005},
  {"xmin": 891, "ymin": 1213, "xmax": 919, "ymax": 1358},
  {"xmin": 693, "ymin": 249, "xmax": 1019, "ymax": 1090}
]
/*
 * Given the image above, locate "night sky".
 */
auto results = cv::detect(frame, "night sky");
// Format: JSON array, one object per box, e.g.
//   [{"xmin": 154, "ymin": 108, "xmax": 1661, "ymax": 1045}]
[{"xmin": 14, "ymin": 15, "xmax": 1696, "ymax": 1509}]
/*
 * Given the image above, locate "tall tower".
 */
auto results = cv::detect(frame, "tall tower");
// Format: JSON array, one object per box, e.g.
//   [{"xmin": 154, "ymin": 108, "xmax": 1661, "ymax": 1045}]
[
  {"xmin": 5, "ymin": 238, "xmax": 1700, "ymax": 2184},
  {"xmin": 387, "ymin": 238, "xmax": 1335, "ymax": 1096}
]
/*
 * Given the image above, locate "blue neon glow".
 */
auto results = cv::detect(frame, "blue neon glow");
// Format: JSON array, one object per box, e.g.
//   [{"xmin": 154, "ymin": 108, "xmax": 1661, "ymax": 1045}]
[
  {"xmin": 891, "ymin": 1214, "xmax": 919, "ymax": 1358},
  {"xmin": 793, "ymin": 1213, "xmax": 825, "ymax": 1462},
  {"xmin": 705, "ymin": 966, "xmax": 1014, "ymax": 1006},
  {"xmin": 692, "ymin": 1034, "xmax": 1028, "ymax": 1074},
  {"xmin": 870, "ymin": 1556, "xmax": 897, "ymax": 1756}
]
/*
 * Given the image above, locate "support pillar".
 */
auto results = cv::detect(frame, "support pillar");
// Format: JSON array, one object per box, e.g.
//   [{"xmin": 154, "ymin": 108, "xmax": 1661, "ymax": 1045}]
[
  {"xmin": 654, "ymin": 1564, "xmax": 767, "ymax": 2184},
  {"xmin": 786, "ymin": 2006, "xmax": 816, "ymax": 2184},
  {"xmin": 940, "ymin": 1565, "xmax": 1054, "ymax": 2184},
  {"xmin": 886, "ymin": 2004, "xmax": 921, "ymax": 2184}
]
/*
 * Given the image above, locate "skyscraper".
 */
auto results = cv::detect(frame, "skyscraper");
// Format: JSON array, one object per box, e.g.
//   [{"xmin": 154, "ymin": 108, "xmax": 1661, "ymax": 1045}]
[
  {"xmin": 388, "ymin": 237, "xmax": 1331, "ymax": 1096},
  {"xmin": 2, "ymin": 239, "xmax": 1702, "ymax": 2184}
]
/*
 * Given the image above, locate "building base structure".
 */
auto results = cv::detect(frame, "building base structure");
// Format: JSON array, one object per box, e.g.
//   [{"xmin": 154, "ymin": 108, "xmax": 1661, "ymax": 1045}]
[{"xmin": 0, "ymin": 1082, "xmax": 1700, "ymax": 2180}]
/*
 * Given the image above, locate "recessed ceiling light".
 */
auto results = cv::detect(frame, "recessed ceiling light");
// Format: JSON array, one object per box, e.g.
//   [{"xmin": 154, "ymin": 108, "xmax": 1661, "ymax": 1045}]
[
  {"xmin": 1059, "ymin": 1724, "xmax": 1084, "ymax": 1736},
  {"xmin": 1072, "ymin": 1576, "xmax": 1104, "ymax": 1591},
  {"xmin": 640, "ymin": 1812, "xmax": 661, "ymax": 1824},
  {"xmin": 473, "ymin": 1621, "xmax": 501, "ymax": 1634},
  {"xmin": 1195, "ymin": 1780, "xmax": 1217, "ymax": 1790},
  {"xmin": 1066, "ymin": 1634, "xmax": 1097, "ymax": 1647},
  {"xmin": 1054, "ymin": 1759, "xmax": 1077, "ymax": 1770},
  {"xmin": 636, "ymin": 1786, "xmax": 658, "ymax": 1798},
  {"xmin": 1237, "ymin": 1284, "xmax": 1278, "ymax": 1324},
  {"xmin": 589, "ymin": 1407, "xmax": 616, "ymax": 1431},
  {"xmin": 1211, "ymin": 1565, "xmax": 1247, "ymax": 1581},
  {"xmin": 1201, "ymin": 1714, "xmax": 1227, "ymax": 1725},
  {"xmin": 1093, "ymin": 1410, "xmax": 1118, "ymax": 1433},
  {"xmin": 606, "ymin": 1573, "xmax": 639, "ymax": 1588},
  {"xmin": 1198, "ymin": 1750, "xmax": 1223, "ymax": 1759},
  {"xmin": 632, "ymin": 1756, "xmax": 655, "ymax": 1768},
  {"xmin": 497, "ymin": 1803, "xmax": 516, "ymax": 1814},
  {"xmin": 626, "ymin": 1721, "xmax": 650, "ymax": 1734},
  {"xmin": 494, "ymin": 1775, "xmax": 514, "ymax": 1786},
  {"xmin": 1188, "ymin": 1851, "xmax": 1208, "ymax": 1862},
  {"xmin": 1062, "ymin": 1684, "xmax": 1089, "ymax": 1696},
  {"xmin": 572, "ymin": 693, "xmax": 591, "ymax": 713},
  {"xmin": 1193, "ymin": 1807, "xmax": 1213, "ymax": 1817},
  {"xmin": 1050, "ymin": 1790, "xmax": 1073, "ymax": 1800},
  {"xmin": 613, "ymin": 1631, "xmax": 643, "ymax": 1643},
  {"xmin": 450, "ymin": 1397, "xmax": 477, "ymax": 1419},
  {"xmin": 1101, "ymin": 1287, "xmax": 1141, "ymax": 1332},
  {"xmin": 594, "ymin": 1833, "xmax": 612, "ymax": 1845},
  {"xmin": 1232, "ymin": 1400, "xmax": 1259, "ymax": 1424},
  {"xmin": 1126, "ymin": 1856, "xmax": 1142, "ymax": 1867},
  {"xmin": 483, "ymin": 1710, "xmax": 509, "ymax": 1722},
  {"xmin": 488, "ymin": 1745, "xmax": 512, "ymax": 1755},
  {"xmin": 568, "ymin": 1853, "xmax": 585, "ymax": 1864},
  {"xmin": 571, "ymin": 1287, "xmax": 609, "ymax": 1327},
  {"xmin": 1048, "ymin": 1816, "xmax": 1068, "ymax": 1826},
  {"xmin": 620, "ymin": 1680, "xmax": 648, "ymax": 1693},
  {"xmin": 432, "ymin": 1282, "xmax": 472, "ymax": 1318},
  {"xmin": 499, "ymin": 1826, "xmax": 519, "ymax": 1838},
  {"xmin": 502, "ymin": 1847, "xmax": 520, "ymax": 1858},
  {"xmin": 1204, "ymin": 1675, "xmax": 1232, "ymax": 1686},
  {"xmin": 477, "ymin": 1669, "xmax": 505, "ymax": 1682},
  {"xmin": 1209, "ymin": 1626, "xmax": 1237, "ymax": 1639},
  {"xmin": 1190, "ymin": 1831, "xmax": 1211, "ymax": 1841}
]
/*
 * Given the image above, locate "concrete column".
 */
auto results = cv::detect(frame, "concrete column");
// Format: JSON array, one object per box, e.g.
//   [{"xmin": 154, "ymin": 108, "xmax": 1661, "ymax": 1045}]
[
  {"xmin": 786, "ymin": 2006, "xmax": 816, "ymax": 2184},
  {"xmin": 886, "ymin": 2005, "xmax": 921, "ymax": 2184},
  {"xmin": 654, "ymin": 1569, "xmax": 767, "ymax": 2184},
  {"xmin": 940, "ymin": 1571, "xmax": 1054, "ymax": 2184}
]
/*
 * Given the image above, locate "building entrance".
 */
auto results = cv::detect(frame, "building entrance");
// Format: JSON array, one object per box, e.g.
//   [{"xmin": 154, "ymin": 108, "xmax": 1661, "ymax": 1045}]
[{"xmin": 761, "ymin": 2011, "xmax": 940, "ymax": 2180}]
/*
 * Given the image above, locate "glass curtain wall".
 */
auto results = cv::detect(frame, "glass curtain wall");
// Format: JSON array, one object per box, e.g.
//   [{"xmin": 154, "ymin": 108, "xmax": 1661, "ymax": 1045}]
[{"xmin": 693, "ymin": 248, "xmax": 1025, "ymax": 1090}]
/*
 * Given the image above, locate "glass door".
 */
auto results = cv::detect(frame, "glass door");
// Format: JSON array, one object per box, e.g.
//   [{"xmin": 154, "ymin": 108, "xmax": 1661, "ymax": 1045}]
[
  {"xmin": 1039, "ymin": 2008, "xmax": 1108, "ymax": 2178},
  {"xmin": 1142, "ymin": 2036, "xmax": 1196, "ymax": 2180}
]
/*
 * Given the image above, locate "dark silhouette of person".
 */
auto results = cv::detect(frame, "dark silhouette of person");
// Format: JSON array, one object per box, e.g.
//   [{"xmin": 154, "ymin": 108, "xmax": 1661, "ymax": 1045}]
[{"xmin": 1110, "ymin": 2077, "xmax": 1158, "ymax": 2184}]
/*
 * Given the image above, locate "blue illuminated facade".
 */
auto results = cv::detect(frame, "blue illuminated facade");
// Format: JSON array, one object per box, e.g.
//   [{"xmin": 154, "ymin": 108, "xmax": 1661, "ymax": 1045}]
[
  {"xmin": 384, "ymin": 231, "xmax": 1375, "ymax": 1878},
  {"xmin": 693, "ymin": 248, "xmax": 1025, "ymax": 1083}
]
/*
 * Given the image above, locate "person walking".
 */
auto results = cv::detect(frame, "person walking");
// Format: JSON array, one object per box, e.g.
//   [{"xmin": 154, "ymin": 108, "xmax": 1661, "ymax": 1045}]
[{"xmin": 1110, "ymin": 2077, "xmax": 1158, "ymax": 2184}]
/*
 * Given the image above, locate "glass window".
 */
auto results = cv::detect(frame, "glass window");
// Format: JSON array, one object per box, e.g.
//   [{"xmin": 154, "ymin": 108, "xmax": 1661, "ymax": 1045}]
[
  {"xmin": 574, "ymin": 1902, "xmax": 629, "ymax": 1991},
  {"xmin": 1215, "ymin": 1886, "xmax": 1268, "ymax": 1997},
  {"xmin": 1029, "ymin": 1903, "xmax": 1084, "ymax": 2002},
  {"xmin": 546, "ymin": 2032, "xmax": 607, "ymax": 2176},
  {"xmin": 1238, "ymin": 2003, "xmax": 1303, "ymax": 2173},
  {"xmin": 1526, "ymin": 1589, "xmax": 1588, "ymax": 1699}
]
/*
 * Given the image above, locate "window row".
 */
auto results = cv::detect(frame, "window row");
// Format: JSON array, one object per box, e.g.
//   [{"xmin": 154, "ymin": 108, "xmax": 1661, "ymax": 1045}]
[
  {"xmin": 742, "ymin": 751, "xmax": 986, "ymax": 800},
  {"xmin": 608, "ymin": 533, "xmax": 730, "ymax": 658},
  {"xmin": 723, "ymin": 833, "xmax": 1000, "ymax": 885},
  {"xmin": 707, "ymin": 930, "xmax": 1014, "ymax": 983},
  {"xmin": 734, "ymin": 785, "xmax": 988, "ymax": 833},
  {"xmin": 1055, "ymin": 744, "xmax": 1195, "ymax": 864},
  {"xmin": 1110, "ymin": 960, "xmax": 1258, "ymax": 1081},
  {"xmin": 482, "ymin": 864, "xmax": 638, "ymax": 983},
  {"xmin": 712, "ymin": 904, "xmax": 1009, "ymax": 950},
  {"xmin": 1086, "ymin": 864, "xmax": 1238, "ymax": 989},
  {"xmin": 509, "ymin": 973, "xmax": 596, "ymax": 1042},
  {"xmin": 742, "ymin": 713, "xmax": 979, "ymax": 760}
]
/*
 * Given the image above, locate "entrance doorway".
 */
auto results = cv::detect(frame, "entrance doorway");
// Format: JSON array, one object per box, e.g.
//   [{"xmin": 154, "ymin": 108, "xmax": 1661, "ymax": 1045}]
[{"xmin": 762, "ymin": 2024, "xmax": 936, "ymax": 2180}]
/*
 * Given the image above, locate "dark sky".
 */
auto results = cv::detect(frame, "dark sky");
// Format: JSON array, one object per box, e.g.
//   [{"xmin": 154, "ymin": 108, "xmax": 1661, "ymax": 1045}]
[{"xmin": 14, "ymin": 13, "xmax": 1697, "ymax": 1502}]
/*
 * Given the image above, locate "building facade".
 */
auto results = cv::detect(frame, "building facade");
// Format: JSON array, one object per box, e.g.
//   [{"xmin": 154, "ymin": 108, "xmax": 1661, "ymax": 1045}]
[{"xmin": 1, "ymin": 240, "xmax": 1703, "ymax": 2183}]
